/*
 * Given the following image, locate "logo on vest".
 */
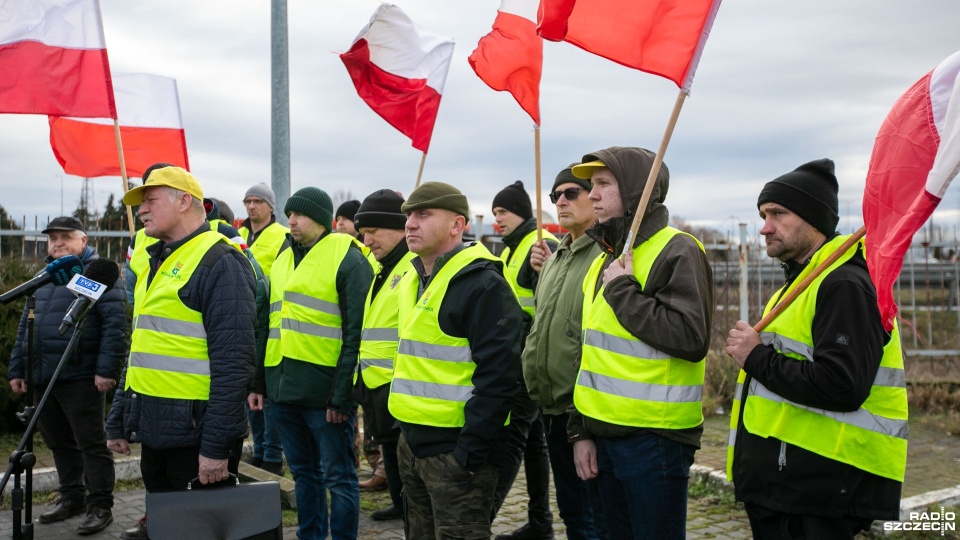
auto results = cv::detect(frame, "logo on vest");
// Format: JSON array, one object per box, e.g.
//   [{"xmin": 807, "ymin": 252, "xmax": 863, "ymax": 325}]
[
  {"xmin": 416, "ymin": 291, "xmax": 434, "ymax": 312},
  {"xmin": 390, "ymin": 274, "xmax": 402, "ymax": 289},
  {"xmin": 161, "ymin": 261, "xmax": 185, "ymax": 280}
]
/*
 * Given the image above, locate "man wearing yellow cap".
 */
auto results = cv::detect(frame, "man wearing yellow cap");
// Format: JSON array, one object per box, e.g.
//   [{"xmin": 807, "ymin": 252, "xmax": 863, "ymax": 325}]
[{"xmin": 105, "ymin": 167, "xmax": 257, "ymax": 540}]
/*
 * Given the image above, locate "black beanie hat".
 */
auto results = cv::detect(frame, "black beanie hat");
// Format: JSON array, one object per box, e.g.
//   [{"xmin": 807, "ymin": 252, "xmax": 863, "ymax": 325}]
[
  {"xmin": 335, "ymin": 200, "xmax": 361, "ymax": 221},
  {"xmin": 492, "ymin": 180, "xmax": 533, "ymax": 220},
  {"xmin": 355, "ymin": 189, "xmax": 406, "ymax": 230},
  {"xmin": 552, "ymin": 163, "xmax": 591, "ymax": 192},
  {"xmin": 757, "ymin": 158, "xmax": 839, "ymax": 236},
  {"xmin": 285, "ymin": 187, "xmax": 333, "ymax": 228}
]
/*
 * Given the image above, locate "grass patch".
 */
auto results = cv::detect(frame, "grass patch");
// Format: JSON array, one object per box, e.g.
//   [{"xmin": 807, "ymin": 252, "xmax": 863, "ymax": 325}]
[{"xmin": 688, "ymin": 477, "xmax": 736, "ymax": 508}]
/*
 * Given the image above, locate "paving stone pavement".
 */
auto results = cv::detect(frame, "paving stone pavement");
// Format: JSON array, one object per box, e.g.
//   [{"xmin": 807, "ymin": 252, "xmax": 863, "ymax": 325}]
[{"xmin": 3, "ymin": 412, "xmax": 958, "ymax": 538}]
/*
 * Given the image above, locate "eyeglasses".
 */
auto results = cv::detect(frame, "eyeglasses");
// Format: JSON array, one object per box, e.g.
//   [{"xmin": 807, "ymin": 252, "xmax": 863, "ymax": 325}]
[{"xmin": 549, "ymin": 187, "xmax": 585, "ymax": 204}]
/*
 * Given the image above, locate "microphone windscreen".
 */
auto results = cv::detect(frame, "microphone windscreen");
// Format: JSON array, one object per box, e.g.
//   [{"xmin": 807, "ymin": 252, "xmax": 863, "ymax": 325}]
[
  {"xmin": 84, "ymin": 259, "xmax": 121, "ymax": 291},
  {"xmin": 47, "ymin": 255, "xmax": 83, "ymax": 286}
]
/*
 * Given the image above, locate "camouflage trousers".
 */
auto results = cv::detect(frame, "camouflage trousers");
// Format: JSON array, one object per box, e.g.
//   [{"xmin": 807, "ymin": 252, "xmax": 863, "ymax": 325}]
[{"xmin": 398, "ymin": 435, "xmax": 499, "ymax": 540}]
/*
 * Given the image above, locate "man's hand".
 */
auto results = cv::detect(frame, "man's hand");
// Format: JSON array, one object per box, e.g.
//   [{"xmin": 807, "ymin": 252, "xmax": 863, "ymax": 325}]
[
  {"xmin": 530, "ymin": 240, "xmax": 553, "ymax": 273},
  {"xmin": 601, "ymin": 250, "xmax": 633, "ymax": 287},
  {"xmin": 9, "ymin": 378, "xmax": 26, "ymax": 394},
  {"xmin": 107, "ymin": 439, "xmax": 130, "ymax": 455},
  {"xmin": 573, "ymin": 440, "xmax": 599, "ymax": 480},
  {"xmin": 726, "ymin": 320, "xmax": 762, "ymax": 368},
  {"xmin": 326, "ymin": 408, "xmax": 348, "ymax": 424},
  {"xmin": 94, "ymin": 375, "xmax": 116, "ymax": 393},
  {"xmin": 248, "ymin": 393, "xmax": 264, "ymax": 411},
  {"xmin": 198, "ymin": 455, "xmax": 229, "ymax": 485}
]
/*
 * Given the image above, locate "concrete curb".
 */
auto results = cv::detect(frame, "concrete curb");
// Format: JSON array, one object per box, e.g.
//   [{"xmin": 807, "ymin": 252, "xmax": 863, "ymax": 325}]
[{"xmin": 2, "ymin": 455, "xmax": 141, "ymax": 498}]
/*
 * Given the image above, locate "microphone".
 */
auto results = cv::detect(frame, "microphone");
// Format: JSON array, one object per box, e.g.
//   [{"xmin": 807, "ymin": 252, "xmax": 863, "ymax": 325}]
[
  {"xmin": 0, "ymin": 255, "xmax": 83, "ymax": 305},
  {"xmin": 58, "ymin": 259, "xmax": 120, "ymax": 335}
]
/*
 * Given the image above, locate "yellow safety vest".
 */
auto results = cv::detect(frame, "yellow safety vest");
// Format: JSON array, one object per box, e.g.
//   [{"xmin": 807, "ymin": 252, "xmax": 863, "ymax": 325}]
[
  {"xmin": 128, "ymin": 229, "xmax": 158, "ymax": 281},
  {"xmin": 239, "ymin": 221, "xmax": 289, "ymax": 278},
  {"xmin": 727, "ymin": 235, "xmax": 908, "ymax": 482},
  {"xmin": 265, "ymin": 233, "xmax": 356, "ymax": 368},
  {"xmin": 359, "ymin": 251, "xmax": 417, "ymax": 389},
  {"xmin": 126, "ymin": 230, "xmax": 225, "ymax": 400},
  {"xmin": 389, "ymin": 244, "xmax": 503, "ymax": 428},
  {"xmin": 501, "ymin": 228, "xmax": 557, "ymax": 317},
  {"xmin": 574, "ymin": 226, "xmax": 706, "ymax": 429}
]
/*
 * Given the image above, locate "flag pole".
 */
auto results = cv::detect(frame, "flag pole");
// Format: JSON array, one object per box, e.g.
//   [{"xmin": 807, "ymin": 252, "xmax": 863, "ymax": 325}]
[
  {"xmin": 113, "ymin": 120, "xmax": 136, "ymax": 237},
  {"xmin": 752, "ymin": 225, "xmax": 866, "ymax": 332},
  {"xmin": 415, "ymin": 152, "xmax": 427, "ymax": 188},
  {"xmin": 621, "ymin": 90, "xmax": 688, "ymax": 257},
  {"xmin": 534, "ymin": 124, "xmax": 543, "ymax": 242}
]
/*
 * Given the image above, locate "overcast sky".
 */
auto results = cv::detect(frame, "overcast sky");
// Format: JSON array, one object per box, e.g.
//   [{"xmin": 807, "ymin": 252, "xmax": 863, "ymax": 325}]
[{"xmin": 1, "ymin": 0, "xmax": 959, "ymax": 240}]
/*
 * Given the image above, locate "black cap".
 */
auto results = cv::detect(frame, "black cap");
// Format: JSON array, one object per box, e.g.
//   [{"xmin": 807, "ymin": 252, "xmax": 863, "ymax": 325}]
[
  {"xmin": 492, "ymin": 180, "xmax": 533, "ymax": 220},
  {"xmin": 42, "ymin": 216, "xmax": 85, "ymax": 235},
  {"xmin": 335, "ymin": 200, "xmax": 361, "ymax": 221},
  {"xmin": 758, "ymin": 158, "xmax": 839, "ymax": 236},
  {"xmin": 355, "ymin": 190, "xmax": 406, "ymax": 231}
]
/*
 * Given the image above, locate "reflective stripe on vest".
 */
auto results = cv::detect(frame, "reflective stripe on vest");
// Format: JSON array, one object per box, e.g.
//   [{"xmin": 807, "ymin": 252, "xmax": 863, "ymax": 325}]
[
  {"xmin": 726, "ymin": 235, "xmax": 908, "ymax": 482},
  {"xmin": 574, "ymin": 226, "xmax": 706, "ymax": 429},
  {"xmin": 359, "ymin": 250, "xmax": 416, "ymax": 389},
  {"xmin": 389, "ymin": 243, "xmax": 504, "ymax": 428},
  {"xmin": 501, "ymin": 228, "xmax": 558, "ymax": 317},
  {"xmin": 126, "ymin": 230, "xmax": 224, "ymax": 400},
  {"xmin": 239, "ymin": 221, "xmax": 289, "ymax": 278},
  {"xmin": 265, "ymin": 233, "xmax": 355, "ymax": 368}
]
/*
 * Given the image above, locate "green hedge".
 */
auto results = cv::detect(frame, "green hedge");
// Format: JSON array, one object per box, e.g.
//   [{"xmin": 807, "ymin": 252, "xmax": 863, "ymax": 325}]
[{"xmin": 0, "ymin": 257, "xmax": 43, "ymax": 434}]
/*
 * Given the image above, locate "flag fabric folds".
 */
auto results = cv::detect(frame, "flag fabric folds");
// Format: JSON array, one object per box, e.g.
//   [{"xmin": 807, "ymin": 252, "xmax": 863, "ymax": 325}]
[
  {"xmin": 537, "ymin": 0, "xmax": 721, "ymax": 91},
  {"xmin": 468, "ymin": 0, "xmax": 542, "ymax": 125},
  {"xmin": 863, "ymin": 50, "xmax": 960, "ymax": 331},
  {"xmin": 49, "ymin": 73, "xmax": 189, "ymax": 178},
  {"xmin": 340, "ymin": 4, "xmax": 455, "ymax": 153},
  {"xmin": 0, "ymin": 0, "xmax": 116, "ymax": 117}
]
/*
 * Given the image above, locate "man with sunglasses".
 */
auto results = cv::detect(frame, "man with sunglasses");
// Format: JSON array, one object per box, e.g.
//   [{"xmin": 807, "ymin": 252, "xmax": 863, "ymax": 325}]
[
  {"xmin": 570, "ymin": 147, "xmax": 712, "ymax": 538},
  {"xmin": 514, "ymin": 165, "xmax": 609, "ymax": 540}
]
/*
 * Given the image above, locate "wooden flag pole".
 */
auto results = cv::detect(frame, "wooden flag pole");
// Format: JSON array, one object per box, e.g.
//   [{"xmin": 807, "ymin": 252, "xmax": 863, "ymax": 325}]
[
  {"xmin": 621, "ymin": 90, "xmax": 688, "ymax": 257},
  {"xmin": 752, "ymin": 225, "xmax": 866, "ymax": 332},
  {"xmin": 113, "ymin": 119, "xmax": 136, "ymax": 237},
  {"xmin": 415, "ymin": 152, "xmax": 427, "ymax": 188},
  {"xmin": 534, "ymin": 125, "xmax": 543, "ymax": 242}
]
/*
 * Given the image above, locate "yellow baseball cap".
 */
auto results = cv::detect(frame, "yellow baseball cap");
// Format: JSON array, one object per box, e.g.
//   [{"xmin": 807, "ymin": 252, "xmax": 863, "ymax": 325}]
[
  {"xmin": 570, "ymin": 160, "xmax": 607, "ymax": 180},
  {"xmin": 122, "ymin": 167, "xmax": 203, "ymax": 206}
]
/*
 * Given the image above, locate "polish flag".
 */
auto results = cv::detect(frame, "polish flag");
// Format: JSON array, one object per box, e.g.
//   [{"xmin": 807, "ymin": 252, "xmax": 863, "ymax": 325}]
[
  {"xmin": 469, "ymin": 0, "xmax": 542, "ymax": 125},
  {"xmin": 863, "ymin": 50, "xmax": 960, "ymax": 331},
  {"xmin": 341, "ymin": 4, "xmax": 455, "ymax": 153},
  {"xmin": 537, "ymin": 0, "xmax": 722, "ymax": 91},
  {"xmin": 0, "ymin": 0, "xmax": 116, "ymax": 118},
  {"xmin": 49, "ymin": 73, "xmax": 189, "ymax": 178}
]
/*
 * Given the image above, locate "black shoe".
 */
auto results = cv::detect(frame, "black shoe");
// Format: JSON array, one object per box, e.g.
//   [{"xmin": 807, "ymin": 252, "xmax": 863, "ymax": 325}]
[
  {"xmin": 248, "ymin": 456, "xmax": 264, "ymax": 468},
  {"xmin": 261, "ymin": 460, "xmax": 284, "ymax": 475},
  {"xmin": 120, "ymin": 516, "xmax": 148, "ymax": 540},
  {"xmin": 77, "ymin": 507, "xmax": 113, "ymax": 535},
  {"xmin": 39, "ymin": 500, "xmax": 85, "ymax": 524},
  {"xmin": 371, "ymin": 504, "xmax": 403, "ymax": 521},
  {"xmin": 495, "ymin": 522, "xmax": 555, "ymax": 540}
]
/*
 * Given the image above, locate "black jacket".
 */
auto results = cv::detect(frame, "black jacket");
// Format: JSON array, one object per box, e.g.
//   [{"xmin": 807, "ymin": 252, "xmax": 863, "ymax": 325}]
[
  {"xmin": 400, "ymin": 243, "xmax": 523, "ymax": 472},
  {"xmin": 8, "ymin": 247, "xmax": 129, "ymax": 386},
  {"xmin": 106, "ymin": 224, "xmax": 257, "ymax": 460},
  {"xmin": 732, "ymin": 242, "xmax": 901, "ymax": 520}
]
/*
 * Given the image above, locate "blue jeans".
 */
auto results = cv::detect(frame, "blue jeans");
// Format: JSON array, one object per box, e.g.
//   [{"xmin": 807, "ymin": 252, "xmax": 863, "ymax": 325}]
[
  {"xmin": 249, "ymin": 396, "xmax": 284, "ymax": 463},
  {"xmin": 544, "ymin": 413, "xmax": 607, "ymax": 540},
  {"xmin": 595, "ymin": 431, "xmax": 696, "ymax": 540},
  {"xmin": 270, "ymin": 402, "xmax": 359, "ymax": 540}
]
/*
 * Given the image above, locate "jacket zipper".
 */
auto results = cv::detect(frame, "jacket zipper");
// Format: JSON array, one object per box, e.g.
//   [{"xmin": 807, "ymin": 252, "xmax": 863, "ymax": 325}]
[{"xmin": 778, "ymin": 440, "xmax": 787, "ymax": 471}]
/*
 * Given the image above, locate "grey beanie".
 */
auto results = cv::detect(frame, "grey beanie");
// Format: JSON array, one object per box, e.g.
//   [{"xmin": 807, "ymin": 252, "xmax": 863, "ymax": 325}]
[{"xmin": 245, "ymin": 183, "xmax": 276, "ymax": 209}]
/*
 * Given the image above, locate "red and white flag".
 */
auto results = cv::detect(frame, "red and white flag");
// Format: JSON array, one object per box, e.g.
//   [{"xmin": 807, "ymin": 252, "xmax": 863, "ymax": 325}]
[
  {"xmin": 469, "ymin": 0, "xmax": 542, "ymax": 125},
  {"xmin": 537, "ymin": 0, "xmax": 721, "ymax": 91},
  {"xmin": 0, "ymin": 0, "xmax": 116, "ymax": 117},
  {"xmin": 340, "ymin": 4, "xmax": 455, "ymax": 153},
  {"xmin": 49, "ymin": 72, "xmax": 189, "ymax": 178},
  {"xmin": 863, "ymin": 50, "xmax": 960, "ymax": 331}
]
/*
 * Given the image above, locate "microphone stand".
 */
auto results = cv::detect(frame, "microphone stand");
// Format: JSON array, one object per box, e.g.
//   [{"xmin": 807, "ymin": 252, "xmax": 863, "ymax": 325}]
[{"xmin": 0, "ymin": 315, "xmax": 88, "ymax": 540}]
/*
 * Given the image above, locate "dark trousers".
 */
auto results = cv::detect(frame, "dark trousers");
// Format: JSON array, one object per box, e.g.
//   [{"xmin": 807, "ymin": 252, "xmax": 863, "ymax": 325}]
[
  {"xmin": 543, "ymin": 413, "xmax": 608, "ymax": 540},
  {"xmin": 381, "ymin": 440, "xmax": 403, "ymax": 511},
  {"xmin": 140, "ymin": 439, "xmax": 243, "ymax": 492},
  {"xmin": 492, "ymin": 411, "xmax": 553, "ymax": 529},
  {"xmin": 398, "ymin": 435, "xmax": 499, "ymax": 540},
  {"xmin": 745, "ymin": 503, "xmax": 873, "ymax": 540},
  {"xmin": 35, "ymin": 379, "xmax": 115, "ymax": 510}
]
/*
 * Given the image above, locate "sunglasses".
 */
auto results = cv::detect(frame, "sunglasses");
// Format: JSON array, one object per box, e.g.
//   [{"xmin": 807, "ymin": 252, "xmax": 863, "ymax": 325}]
[{"xmin": 549, "ymin": 187, "xmax": 586, "ymax": 204}]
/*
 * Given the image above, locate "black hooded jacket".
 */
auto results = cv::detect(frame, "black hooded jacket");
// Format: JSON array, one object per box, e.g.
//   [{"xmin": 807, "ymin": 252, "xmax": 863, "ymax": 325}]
[{"xmin": 571, "ymin": 147, "xmax": 713, "ymax": 448}]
